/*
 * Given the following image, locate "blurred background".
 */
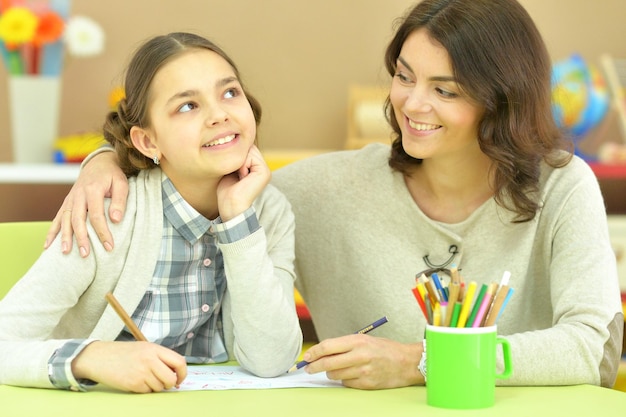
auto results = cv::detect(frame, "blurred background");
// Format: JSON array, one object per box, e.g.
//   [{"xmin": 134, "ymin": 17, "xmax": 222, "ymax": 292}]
[{"xmin": 1, "ymin": 0, "xmax": 626, "ymax": 159}]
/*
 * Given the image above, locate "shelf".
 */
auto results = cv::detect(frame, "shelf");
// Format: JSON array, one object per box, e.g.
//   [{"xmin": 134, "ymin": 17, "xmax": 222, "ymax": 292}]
[
  {"xmin": 588, "ymin": 162, "xmax": 626, "ymax": 179},
  {"xmin": 0, "ymin": 163, "xmax": 80, "ymax": 184}
]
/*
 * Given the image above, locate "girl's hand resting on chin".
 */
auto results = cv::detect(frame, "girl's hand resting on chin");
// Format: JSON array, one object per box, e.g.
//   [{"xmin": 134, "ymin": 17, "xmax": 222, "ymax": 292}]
[{"xmin": 217, "ymin": 145, "xmax": 270, "ymax": 221}]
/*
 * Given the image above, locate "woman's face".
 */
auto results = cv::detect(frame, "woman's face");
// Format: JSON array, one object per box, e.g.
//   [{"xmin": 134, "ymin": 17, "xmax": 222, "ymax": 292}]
[
  {"xmin": 389, "ymin": 29, "xmax": 485, "ymax": 164},
  {"xmin": 140, "ymin": 49, "xmax": 256, "ymax": 181}
]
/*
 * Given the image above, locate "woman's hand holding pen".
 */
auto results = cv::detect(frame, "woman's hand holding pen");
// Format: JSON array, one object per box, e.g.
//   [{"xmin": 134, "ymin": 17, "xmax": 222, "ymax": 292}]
[
  {"xmin": 217, "ymin": 145, "xmax": 270, "ymax": 221},
  {"xmin": 71, "ymin": 341, "xmax": 187, "ymax": 393},
  {"xmin": 302, "ymin": 335, "xmax": 425, "ymax": 389}
]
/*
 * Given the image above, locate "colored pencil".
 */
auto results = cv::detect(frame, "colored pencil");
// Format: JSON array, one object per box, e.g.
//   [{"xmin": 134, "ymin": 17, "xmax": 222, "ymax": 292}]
[
  {"xmin": 422, "ymin": 275, "xmax": 440, "ymax": 306},
  {"xmin": 495, "ymin": 288, "xmax": 514, "ymax": 322},
  {"xmin": 484, "ymin": 272, "xmax": 511, "ymax": 326},
  {"xmin": 450, "ymin": 265, "xmax": 461, "ymax": 284},
  {"xmin": 465, "ymin": 283, "xmax": 488, "ymax": 328},
  {"xmin": 433, "ymin": 302, "xmax": 441, "ymax": 326},
  {"xmin": 416, "ymin": 282, "xmax": 428, "ymax": 304},
  {"xmin": 449, "ymin": 301, "xmax": 462, "ymax": 327},
  {"xmin": 431, "ymin": 273, "xmax": 448, "ymax": 302},
  {"xmin": 456, "ymin": 281, "xmax": 477, "ymax": 328},
  {"xmin": 443, "ymin": 282, "xmax": 460, "ymax": 327},
  {"xmin": 412, "ymin": 287, "xmax": 429, "ymax": 322},
  {"xmin": 472, "ymin": 285, "xmax": 495, "ymax": 327}
]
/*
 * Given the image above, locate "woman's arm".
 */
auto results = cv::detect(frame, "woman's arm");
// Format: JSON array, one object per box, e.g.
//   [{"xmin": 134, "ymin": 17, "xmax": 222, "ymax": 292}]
[{"xmin": 45, "ymin": 149, "xmax": 129, "ymax": 257}]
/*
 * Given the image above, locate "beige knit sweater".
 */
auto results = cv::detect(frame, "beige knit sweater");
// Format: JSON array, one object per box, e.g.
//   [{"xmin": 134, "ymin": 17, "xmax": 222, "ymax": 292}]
[{"xmin": 273, "ymin": 144, "xmax": 623, "ymax": 388}]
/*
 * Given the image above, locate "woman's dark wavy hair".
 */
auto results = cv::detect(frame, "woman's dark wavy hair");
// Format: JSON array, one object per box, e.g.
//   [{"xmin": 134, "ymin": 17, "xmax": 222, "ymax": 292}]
[
  {"xmin": 384, "ymin": 0, "xmax": 572, "ymax": 222},
  {"xmin": 103, "ymin": 32, "xmax": 262, "ymax": 177}
]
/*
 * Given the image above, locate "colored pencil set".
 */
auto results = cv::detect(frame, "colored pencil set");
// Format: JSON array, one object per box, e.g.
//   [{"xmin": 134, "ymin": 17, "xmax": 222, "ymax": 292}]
[{"xmin": 412, "ymin": 267, "xmax": 514, "ymax": 327}]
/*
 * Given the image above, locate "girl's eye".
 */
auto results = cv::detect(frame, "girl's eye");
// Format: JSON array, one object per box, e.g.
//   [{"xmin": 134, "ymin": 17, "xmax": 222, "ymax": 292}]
[
  {"xmin": 179, "ymin": 102, "xmax": 197, "ymax": 113},
  {"xmin": 224, "ymin": 88, "xmax": 239, "ymax": 99},
  {"xmin": 436, "ymin": 87, "xmax": 458, "ymax": 98}
]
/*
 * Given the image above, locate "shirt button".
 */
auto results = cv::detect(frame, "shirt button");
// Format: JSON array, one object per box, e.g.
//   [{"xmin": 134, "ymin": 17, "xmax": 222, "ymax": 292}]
[
  {"xmin": 203, "ymin": 258, "xmax": 212, "ymax": 267},
  {"xmin": 209, "ymin": 226, "xmax": 214, "ymax": 233},
  {"xmin": 187, "ymin": 332, "xmax": 194, "ymax": 339},
  {"xmin": 203, "ymin": 236, "xmax": 210, "ymax": 243},
  {"xmin": 201, "ymin": 304, "xmax": 210, "ymax": 313}
]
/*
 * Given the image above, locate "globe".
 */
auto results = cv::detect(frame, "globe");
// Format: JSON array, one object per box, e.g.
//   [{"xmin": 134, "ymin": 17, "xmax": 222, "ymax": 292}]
[{"xmin": 551, "ymin": 54, "xmax": 610, "ymax": 159}]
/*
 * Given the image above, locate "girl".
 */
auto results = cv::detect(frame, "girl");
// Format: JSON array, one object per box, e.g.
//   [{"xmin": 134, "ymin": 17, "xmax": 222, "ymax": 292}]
[{"xmin": 0, "ymin": 32, "xmax": 302, "ymax": 392}]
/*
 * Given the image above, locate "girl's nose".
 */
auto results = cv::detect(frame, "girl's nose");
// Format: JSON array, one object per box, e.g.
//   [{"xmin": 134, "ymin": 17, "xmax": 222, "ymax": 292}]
[{"xmin": 205, "ymin": 102, "xmax": 229, "ymax": 126}]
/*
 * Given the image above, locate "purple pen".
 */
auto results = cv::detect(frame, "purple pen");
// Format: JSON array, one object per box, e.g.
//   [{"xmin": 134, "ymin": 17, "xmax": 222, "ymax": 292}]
[{"xmin": 288, "ymin": 316, "xmax": 389, "ymax": 372}]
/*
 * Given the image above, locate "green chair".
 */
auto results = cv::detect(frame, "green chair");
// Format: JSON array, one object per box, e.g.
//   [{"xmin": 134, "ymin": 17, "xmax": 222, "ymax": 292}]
[{"xmin": 0, "ymin": 221, "xmax": 51, "ymax": 299}]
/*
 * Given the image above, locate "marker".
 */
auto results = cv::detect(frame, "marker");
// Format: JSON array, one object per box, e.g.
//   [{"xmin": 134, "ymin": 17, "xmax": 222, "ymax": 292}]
[{"xmin": 288, "ymin": 316, "xmax": 389, "ymax": 372}]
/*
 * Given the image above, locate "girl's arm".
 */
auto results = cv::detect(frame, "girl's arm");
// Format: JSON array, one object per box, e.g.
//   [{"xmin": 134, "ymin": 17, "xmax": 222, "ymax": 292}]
[{"xmin": 218, "ymin": 185, "xmax": 302, "ymax": 377}]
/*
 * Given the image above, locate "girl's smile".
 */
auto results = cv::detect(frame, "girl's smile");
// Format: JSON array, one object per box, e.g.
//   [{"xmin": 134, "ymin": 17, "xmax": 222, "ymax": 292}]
[{"xmin": 203, "ymin": 133, "xmax": 237, "ymax": 148}]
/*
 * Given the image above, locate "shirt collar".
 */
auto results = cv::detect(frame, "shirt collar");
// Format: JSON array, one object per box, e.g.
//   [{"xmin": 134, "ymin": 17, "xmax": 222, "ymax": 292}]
[{"xmin": 160, "ymin": 171, "xmax": 212, "ymax": 244}]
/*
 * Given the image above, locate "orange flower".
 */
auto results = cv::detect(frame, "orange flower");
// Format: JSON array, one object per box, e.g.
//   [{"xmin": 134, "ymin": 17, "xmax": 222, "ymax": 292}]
[
  {"xmin": 108, "ymin": 86, "xmax": 126, "ymax": 110},
  {"xmin": 33, "ymin": 11, "xmax": 64, "ymax": 46}
]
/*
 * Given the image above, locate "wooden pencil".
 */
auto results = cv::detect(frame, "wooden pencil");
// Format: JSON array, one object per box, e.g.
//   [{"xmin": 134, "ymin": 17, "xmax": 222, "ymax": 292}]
[
  {"xmin": 443, "ymin": 282, "xmax": 460, "ymax": 327},
  {"xmin": 105, "ymin": 292, "xmax": 147, "ymax": 341},
  {"xmin": 484, "ymin": 284, "xmax": 510, "ymax": 327},
  {"xmin": 422, "ymin": 275, "xmax": 440, "ymax": 306}
]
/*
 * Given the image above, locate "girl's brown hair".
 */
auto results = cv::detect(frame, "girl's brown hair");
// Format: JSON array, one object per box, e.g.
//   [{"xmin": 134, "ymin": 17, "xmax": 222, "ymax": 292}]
[
  {"xmin": 103, "ymin": 32, "xmax": 262, "ymax": 176},
  {"xmin": 384, "ymin": 0, "xmax": 572, "ymax": 222}
]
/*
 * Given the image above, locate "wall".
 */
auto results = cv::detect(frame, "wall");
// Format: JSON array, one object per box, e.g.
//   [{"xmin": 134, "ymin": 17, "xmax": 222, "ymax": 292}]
[{"xmin": 1, "ymin": 0, "xmax": 625, "ymax": 161}]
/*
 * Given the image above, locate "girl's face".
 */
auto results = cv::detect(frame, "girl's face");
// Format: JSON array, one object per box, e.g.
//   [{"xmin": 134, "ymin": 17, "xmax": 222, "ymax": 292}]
[
  {"xmin": 389, "ymin": 29, "xmax": 484, "ymax": 164},
  {"xmin": 139, "ymin": 49, "xmax": 256, "ymax": 181}
]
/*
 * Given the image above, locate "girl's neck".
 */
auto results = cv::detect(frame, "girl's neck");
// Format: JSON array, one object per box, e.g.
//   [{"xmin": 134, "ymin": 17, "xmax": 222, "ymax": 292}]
[{"xmin": 164, "ymin": 171, "xmax": 221, "ymax": 220}]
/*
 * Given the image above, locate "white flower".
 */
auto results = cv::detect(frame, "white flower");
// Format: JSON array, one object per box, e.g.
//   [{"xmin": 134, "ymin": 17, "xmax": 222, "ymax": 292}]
[{"xmin": 63, "ymin": 16, "xmax": 105, "ymax": 57}]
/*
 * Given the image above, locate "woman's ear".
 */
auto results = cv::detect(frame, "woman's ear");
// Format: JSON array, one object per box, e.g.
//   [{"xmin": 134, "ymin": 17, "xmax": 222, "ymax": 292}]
[{"xmin": 130, "ymin": 126, "xmax": 159, "ymax": 160}]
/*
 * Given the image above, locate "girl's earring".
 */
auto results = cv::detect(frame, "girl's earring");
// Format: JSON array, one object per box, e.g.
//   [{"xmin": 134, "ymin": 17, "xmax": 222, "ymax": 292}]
[{"xmin": 153, "ymin": 155, "xmax": 160, "ymax": 165}]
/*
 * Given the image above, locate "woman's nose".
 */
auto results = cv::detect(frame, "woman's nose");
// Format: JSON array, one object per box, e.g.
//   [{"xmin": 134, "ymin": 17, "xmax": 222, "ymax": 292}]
[{"xmin": 404, "ymin": 86, "xmax": 432, "ymax": 113}]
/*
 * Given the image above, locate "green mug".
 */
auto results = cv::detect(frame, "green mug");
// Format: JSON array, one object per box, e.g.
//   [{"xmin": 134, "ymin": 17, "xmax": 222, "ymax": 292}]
[{"xmin": 425, "ymin": 325, "xmax": 513, "ymax": 409}]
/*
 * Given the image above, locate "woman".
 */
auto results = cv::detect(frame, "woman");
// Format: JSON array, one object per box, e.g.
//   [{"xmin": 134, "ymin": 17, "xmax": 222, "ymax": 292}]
[{"xmin": 45, "ymin": 0, "xmax": 623, "ymax": 389}]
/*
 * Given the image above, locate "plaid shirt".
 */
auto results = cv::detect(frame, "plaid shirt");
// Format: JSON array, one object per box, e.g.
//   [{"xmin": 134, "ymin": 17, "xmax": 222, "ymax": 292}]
[{"xmin": 48, "ymin": 175, "xmax": 259, "ymax": 391}]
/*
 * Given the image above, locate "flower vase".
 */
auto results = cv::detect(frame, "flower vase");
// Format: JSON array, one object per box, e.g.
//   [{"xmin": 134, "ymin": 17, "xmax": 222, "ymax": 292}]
[{"xmin": 8, "ymin": 75, "xmax": 62, "ymax": 163}]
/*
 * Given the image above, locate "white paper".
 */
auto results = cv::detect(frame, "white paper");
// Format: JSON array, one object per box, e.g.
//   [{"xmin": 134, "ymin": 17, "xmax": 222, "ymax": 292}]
[{"xmin": 172, "ymin": 366, "xmax": 343, "ymax": 391}]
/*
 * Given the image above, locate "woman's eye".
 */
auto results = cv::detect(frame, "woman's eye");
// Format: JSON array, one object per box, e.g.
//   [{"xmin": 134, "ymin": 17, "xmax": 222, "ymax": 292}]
[
  {"xmin": 179, "ymin": 102, "xmax": 197, "ymax": 113},
  {"xmin": 436, "ymin": 87, "xmax": 458, "ymax": 98},
  {"xmin": 395, "ymin": 72, "xmax": 412, "ymax": 84}
]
